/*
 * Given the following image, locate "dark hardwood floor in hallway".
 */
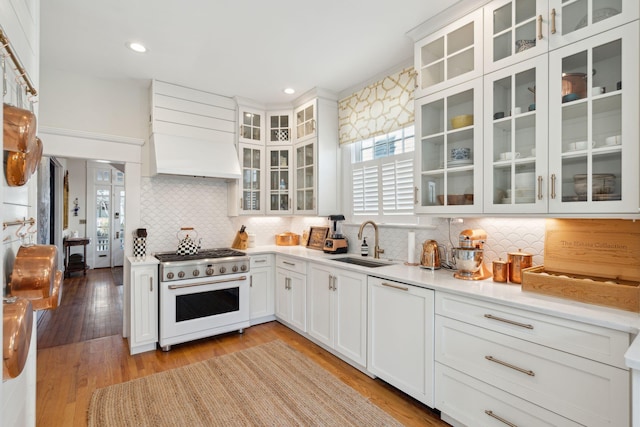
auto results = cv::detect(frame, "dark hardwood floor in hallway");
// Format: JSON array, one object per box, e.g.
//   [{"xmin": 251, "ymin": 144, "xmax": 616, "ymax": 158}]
[{"xmin": 36, "ymin": 268, "xmax": 449, "ymax": 427}]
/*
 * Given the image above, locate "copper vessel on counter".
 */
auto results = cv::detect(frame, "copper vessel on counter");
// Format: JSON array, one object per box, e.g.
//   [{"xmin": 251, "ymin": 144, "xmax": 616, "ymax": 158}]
[
  {"xmin": 508, "ymin": 249, "xmax": 533, "ymax": 284},
  {"xmin": 492, "ymin": 258, "xmax": 509, "ymax": 283},
  {"xmin": 3, "ymin": 297, "xmax": 33, "ymax": 380}
]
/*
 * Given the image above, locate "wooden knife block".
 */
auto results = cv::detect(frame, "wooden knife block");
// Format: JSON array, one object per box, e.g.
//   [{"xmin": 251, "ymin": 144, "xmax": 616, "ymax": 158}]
[{"xmin": 231, "ymin": 231, "xmax": 248, "ymax": 250}]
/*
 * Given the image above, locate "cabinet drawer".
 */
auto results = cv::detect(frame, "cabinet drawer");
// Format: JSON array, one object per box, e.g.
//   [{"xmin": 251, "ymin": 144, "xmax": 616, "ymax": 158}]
[
  {"xmin": 436, "ymin": 316, "xmax": 629, "ymax": 427},
  {"xmin": 250, "ymin": 254, "xmax": 273, "ymax": 268},
  {"xmin": 436, "ymin": 363, "xmax": 581, "ymax": 427},
  {"xmin": 436, "ymin": 292, "xmax": 629, "ymax": 368},
  {"xmin": 276, "ymin": 256, "xmax": 306, "ymax": 275}
]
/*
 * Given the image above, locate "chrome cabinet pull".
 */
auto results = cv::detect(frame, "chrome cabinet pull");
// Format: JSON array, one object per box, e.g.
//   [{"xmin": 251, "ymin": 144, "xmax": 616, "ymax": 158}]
[
  {"xmin": 328, "ymin": 275, "xmax": 333, "ymax": 290},
  {"xmin": 283, "ymin": 261, "xmax": 295, "ymax": 266},
  {"xmin": 250, "ymin": 276, "xmax": 253, "ymax": 287},
  {"xmin": 484, "ymin": 314, "xmax": 533, "ymax": 329},
  {"xmin": 485, "ymin": 410, "xmax": 518, "ymax": 427},
  {"xmin": 485, "ymin": 355, "xmax": 535, "ymax": 376},
  {"xmin": 254, "ymin": 259, "xmax": 266, "ymax": 263},
  {"xmin": 150, "ymin": 277, "xmax": 153, "ymax": 292},
  {"xmin": 537, "ymin": 175, "xmax": 543, "ymax": 200},
  {"xmin": 550, "ymin": 173, "xmax": 557, "ymax": 199},
  {"xmin": 537, "ymin": 15, "xmax": 543, "ymax": 40},
  {"xmin": 551, "ymin": 8, "xmax": 557, "ymax": 34},
  {"xmin": 381, "ymin": 282, "xmax": 409, "ymax": 291},
  {"xmin": 332, "ymin": 275, "xmax": 337, "ymax": 291}
]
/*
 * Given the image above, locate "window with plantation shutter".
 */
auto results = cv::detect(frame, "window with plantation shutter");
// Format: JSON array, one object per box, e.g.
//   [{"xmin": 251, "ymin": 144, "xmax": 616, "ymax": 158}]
[
  {"xmin": 352, "ymin": 165, "xmax": 379, "ymax": 214},
  {"xmin": 382, "ymin": 155, "xmax": 414, "ymax": 214},
  {"xmin": 348, "ymin": 126, "xmax": 414, "ymax": 217}
]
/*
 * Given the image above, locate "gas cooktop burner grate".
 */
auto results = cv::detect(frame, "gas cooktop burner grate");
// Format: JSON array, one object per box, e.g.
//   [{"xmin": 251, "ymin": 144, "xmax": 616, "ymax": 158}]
[{"xmin": 155, "ymin": 248, "xmax": 247, "ymax": 263}]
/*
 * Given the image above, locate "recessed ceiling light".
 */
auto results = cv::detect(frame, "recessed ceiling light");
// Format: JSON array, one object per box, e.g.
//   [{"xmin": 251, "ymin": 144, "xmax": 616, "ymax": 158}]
[
  {"xmin": 127, "ymin": 42, "xmax": 147, "ymax": 53},
  {"xmin": 283, "ymin": 88, "xmax": 295, "ymax": 95}
]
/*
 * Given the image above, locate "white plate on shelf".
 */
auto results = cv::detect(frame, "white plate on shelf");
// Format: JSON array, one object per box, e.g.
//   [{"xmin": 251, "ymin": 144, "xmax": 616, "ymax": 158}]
[{"xmin": 447, "ymin": 159, "xmax": 473, "ymax": 167}]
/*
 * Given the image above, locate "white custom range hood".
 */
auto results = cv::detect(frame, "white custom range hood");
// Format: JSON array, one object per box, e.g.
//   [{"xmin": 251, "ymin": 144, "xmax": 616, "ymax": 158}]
[{"xmin": 150, "ymin": 133, "xmax": 241, "ymax": 180}]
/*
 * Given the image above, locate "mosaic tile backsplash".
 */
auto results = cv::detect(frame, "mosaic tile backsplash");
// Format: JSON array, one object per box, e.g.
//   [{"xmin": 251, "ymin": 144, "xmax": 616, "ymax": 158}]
[{"xmin": 139, "ymin": 176, "xmax": 545, "ymax": 264}]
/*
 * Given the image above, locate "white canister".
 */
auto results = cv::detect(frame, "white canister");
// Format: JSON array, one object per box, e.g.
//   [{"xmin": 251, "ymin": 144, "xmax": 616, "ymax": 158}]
[{"xmin": 247, "ymin": 233, "xmax": 256, "ymax": 248}]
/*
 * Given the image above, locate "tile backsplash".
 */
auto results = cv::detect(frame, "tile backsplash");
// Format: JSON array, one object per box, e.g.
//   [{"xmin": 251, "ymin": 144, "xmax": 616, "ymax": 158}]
[{"xmin": 139, "ymin": 175, "xmax": 545, "ymax": 264}]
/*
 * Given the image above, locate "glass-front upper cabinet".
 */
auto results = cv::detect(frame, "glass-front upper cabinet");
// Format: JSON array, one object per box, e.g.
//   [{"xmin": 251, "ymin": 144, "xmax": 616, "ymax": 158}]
[
  {"xmin": 238, "ymin": 107, "xmax": 265, "ymax": 145},
  {"xmin": 484, "ymin": 0, "xmax": 548, "ymax": 73},
  {"xmin": 415, "ymin": 78, "xmax": 483, "ymax": 214},
  {"xmin": 548, "ymin": 0, "xmax": 638, "ymax": 49},
  {"xmin": 267, "ymin": 147, "xmax": 292, "ymax": 215},
  {"xmin": 414, "ymin": 9, "xmax": 483, "ymax": 98},
  {"xmin": 294, "ymin": 140, "xmax": 315, "ymax": 214},
  {"xmin": 239, "ymin": 143, "xmax": 265, "ymax": 214},
  {"xmin": 268, "ymin": 111, "xmax": 292, "ymax": 145},
  {"xmin": 548, "ymin": 22, "xmax": 639, "ymax": 214},
  {"xmin": 484, "ymin": 56, "xmax": 549, "ymax": 214},
  {"xmin": 294, "ymin": 100, "xmax": 316, "ymax": 142}
]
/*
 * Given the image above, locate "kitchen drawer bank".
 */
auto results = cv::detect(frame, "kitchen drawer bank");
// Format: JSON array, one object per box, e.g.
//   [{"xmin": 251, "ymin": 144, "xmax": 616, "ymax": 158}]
[{"xmin": 247, "ymin": 247, "xmax": 640, "ymax": 422}]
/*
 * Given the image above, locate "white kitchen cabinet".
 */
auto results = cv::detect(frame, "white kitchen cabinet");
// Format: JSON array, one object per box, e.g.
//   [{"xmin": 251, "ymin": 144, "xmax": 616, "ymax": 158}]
[
  {"xmin": 307, "ymin": 263, "xmax": 367, "ymax": 368},
  {"xmin": 267, "ymin": 110, "xmax": 292, "ymax": 145},
  {"xmin": 413, "ymin": 8, "xmax": 484, "ymax": 98},
  {"xmin": 435, "ymin": 292, "xmax": 630, "ymax": 427},
  {"xmin": 548, "ymin": 22, "xmax": 639, "ymax": 214},
  {"xmin": 548, "ymin": 0, "xmax": 638, "ymax": 50},
  {"xmin": 367, "ymin": 277, "xmax": 434, "ymax": 407},
  {"xmin": 237, "ymin": 143, "xmax": 265, "ymax": 214},
  {"xmin": 238, "ymin": 105, "xmax": 265, "ymax": 145},
  {"xmin": 266, "ymin": 146, "xmax": 293, "ymax": 214},
  {"xmin": 414, "ymin": 78, "xmax": 483, "ymax": 214},
  {"xmin": 484, "ymin": 54, "xmax": 550, "ymax": 213},
  {"xmin": 249, "ymin": 254, "xmax": 275, "ymax": 325},
  {"xmin": 128, "ymin": 259, "xmax": 158, "ymax": 355},
  {"xmin": 483, "ymin": 0, "xmax": 549, "ymax": 73},
  {"xmin": 275, "ymin": 256, "xmax": 306, "ymax": 332},
  {"xmin": 294, "ymin": 99, "xmax": 316, "ymax": 142},
  {"xmin": 292, "ymin": 94, "xmax": 338, "ymax": 215}
]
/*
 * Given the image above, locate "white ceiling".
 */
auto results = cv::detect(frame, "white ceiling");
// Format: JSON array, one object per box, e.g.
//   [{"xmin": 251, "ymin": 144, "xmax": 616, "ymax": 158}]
[{"xmin": 40, "ymin": 0, "xmax": 460, "ymax": 105}]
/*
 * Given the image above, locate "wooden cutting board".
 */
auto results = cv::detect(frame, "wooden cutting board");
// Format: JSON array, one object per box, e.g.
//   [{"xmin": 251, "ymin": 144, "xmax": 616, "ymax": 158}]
[{"xmin": 544, "ymin": 219, "xmax": 640, "ymax": 282}]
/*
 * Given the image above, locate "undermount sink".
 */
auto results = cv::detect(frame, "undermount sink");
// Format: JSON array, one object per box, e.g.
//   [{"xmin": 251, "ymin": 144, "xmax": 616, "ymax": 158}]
[{"xmin": 331, "ymin": 257, "xmax": 392, "ymax": 268}]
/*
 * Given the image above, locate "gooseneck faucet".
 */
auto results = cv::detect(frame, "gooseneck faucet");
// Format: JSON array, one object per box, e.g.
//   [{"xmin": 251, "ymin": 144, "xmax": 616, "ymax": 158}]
[{"xmin": 357, "ymin": 220, "xmax": 384, "ymax": 259}]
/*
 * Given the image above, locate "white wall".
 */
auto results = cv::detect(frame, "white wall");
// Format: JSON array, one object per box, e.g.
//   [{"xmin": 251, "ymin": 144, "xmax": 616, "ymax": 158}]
[
  {"xmin": 65, "ymin": 158, "xmax": 87, "ymax": 237},
  {"xmin": 1, "ymin": 0, "xmax": 40, "ymax": 425}
]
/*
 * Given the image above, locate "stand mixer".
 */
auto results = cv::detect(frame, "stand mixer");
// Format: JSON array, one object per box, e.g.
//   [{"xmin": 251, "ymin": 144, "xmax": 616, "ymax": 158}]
[{"xmin": 453, "ymin": 229, "xmax": 492, "ymax": 280}]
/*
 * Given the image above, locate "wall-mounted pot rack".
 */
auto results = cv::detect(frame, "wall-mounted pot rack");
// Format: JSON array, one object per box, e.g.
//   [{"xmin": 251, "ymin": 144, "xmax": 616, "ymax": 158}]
[
  {"xmin": 0, "ymin": 26, "xmax": 37, "ymax": 98},
  {"xmin": 3, "ymin": 217, "xmax": 35, "ymax": 231}
]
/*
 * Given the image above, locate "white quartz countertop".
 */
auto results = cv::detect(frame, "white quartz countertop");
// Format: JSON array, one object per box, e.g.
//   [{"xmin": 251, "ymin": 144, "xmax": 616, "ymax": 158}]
[{"xmin": 244, "ymin": 245, "xmax": 640, "ymax": 335}]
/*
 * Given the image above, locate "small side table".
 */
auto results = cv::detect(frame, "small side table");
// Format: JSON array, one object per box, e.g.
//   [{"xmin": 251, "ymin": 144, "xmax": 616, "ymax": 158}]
[{"xmin": 64, "ymin": 237, "xmax": 90, "ymax": 277}]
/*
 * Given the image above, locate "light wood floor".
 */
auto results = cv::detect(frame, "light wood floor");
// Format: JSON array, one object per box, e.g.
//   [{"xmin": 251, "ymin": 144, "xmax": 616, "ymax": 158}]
[{"xmin": 36, "ymin": 270, "xmax": 449, "ymax": 427}]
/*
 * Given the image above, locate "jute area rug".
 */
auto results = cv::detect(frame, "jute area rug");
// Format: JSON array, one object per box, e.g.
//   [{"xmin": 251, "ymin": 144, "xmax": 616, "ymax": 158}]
[{"xmin": 88, "ymin": 340, "xmax": 403, "ymax": 426}]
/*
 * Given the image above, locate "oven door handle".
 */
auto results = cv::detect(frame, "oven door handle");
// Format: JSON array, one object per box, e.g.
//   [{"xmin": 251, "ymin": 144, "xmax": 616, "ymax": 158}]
[{"xmin": 167, "ymin": 276, "xmax": 248, "ymax": 290}]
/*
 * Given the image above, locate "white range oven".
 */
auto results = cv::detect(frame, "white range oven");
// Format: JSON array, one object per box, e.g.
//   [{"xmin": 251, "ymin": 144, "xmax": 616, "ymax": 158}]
[{"xmin": 154, "ymin": 248, "xmax": 250, "ymax": 351}]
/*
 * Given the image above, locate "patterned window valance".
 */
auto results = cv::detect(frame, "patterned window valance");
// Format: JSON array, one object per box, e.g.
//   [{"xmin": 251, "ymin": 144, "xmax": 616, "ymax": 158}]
[{"xmin": 338, "ymin": 67, "xmax": 416, "ymax": 145}]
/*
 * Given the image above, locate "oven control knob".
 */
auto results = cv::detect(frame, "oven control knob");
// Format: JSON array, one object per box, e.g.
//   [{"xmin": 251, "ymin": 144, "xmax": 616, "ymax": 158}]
[
  {"xmin": 167, "ymin": 272, "xmax": 175, "ymax": 280},
  {"xmin": 219, "ymin": 266, "xmax": 227, "ymax": 274},
  {"xmin": 232, "ymin": 265, "xmax": 238, "ymax": 272},
  {"xmin": 193, "ymin": 269, "xmax": 200, "ymax": 277},
  {"xmin": 205, "ymin": 267, "xmax": 214, "ymax": 276},
  {"xmin": 240, "ymin": 264, "xmax": 248, "ymax": 272},
  {"xmin": 178, "ymin": 271, "xmax": 185, "ymax": 278}
]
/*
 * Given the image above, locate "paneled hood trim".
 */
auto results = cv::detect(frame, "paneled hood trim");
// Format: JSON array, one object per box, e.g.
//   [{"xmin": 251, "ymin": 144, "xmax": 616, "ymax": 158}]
[{"xmin": 150, "ymin": 133, "xmax": 241, "ymax": 180}]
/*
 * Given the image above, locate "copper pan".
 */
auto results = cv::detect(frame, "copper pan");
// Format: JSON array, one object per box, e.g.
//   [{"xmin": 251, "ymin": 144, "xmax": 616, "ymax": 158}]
[
  {"xmin": 3, "ymin": 103, "xmax": 37, "ymax": 153},
  {"xmin": 9, "ymin": 245, "xmax": 58, "ymax": 300},
  {"xmin": 26, "ymin": 136, "xmax": 43, "ymax": 175},
  {"xmin": 3, "ymin": 297, "xmax": 33, "ymax": 380},
  {"xmin": 5, "ymin": 150, "xmax": 29, "ymax": 186},
  {"xmin": 31, "ymin": 271, "xmax": 63, "ymax": 311}
]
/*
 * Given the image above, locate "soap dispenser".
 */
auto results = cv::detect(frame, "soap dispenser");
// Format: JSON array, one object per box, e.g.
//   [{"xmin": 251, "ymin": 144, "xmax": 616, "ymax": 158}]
[{"xmin": 361, "ymin": 238, "xmax": 369, "ymax": 257}]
